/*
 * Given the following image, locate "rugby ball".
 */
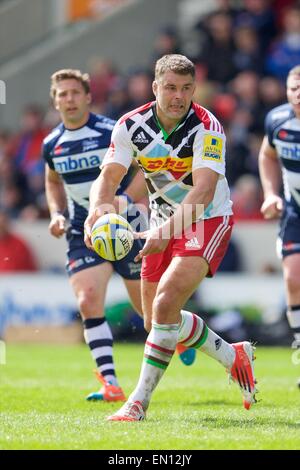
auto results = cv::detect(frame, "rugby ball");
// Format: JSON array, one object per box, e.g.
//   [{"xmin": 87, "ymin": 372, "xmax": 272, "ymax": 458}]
[{"xmin": 91, "ymin": 213, "xmax": 134, "ymax": 261}]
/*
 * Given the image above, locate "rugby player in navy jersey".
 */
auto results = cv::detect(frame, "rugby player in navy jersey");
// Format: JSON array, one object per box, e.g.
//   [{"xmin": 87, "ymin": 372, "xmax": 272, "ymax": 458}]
[
  {"xmin": 43, "ymin": 69, "xmax": 146, "ymax": 402},
  {"xmin": 85, "ymin": 55, "xmax": 257, "ymax": 421},
  {"xmin": 259, "ymin": 65, "xmax": 300, "ymax": 388}
]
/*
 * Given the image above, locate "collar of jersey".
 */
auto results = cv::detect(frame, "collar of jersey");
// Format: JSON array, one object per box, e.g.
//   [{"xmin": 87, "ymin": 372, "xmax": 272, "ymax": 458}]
[
  {"xmin": 63, "ymin": 112, "xmax": 94, "ymax": 131},
  {"xmin": 153, "ymin": 103, "xmax": 191, "ymax": 141}
]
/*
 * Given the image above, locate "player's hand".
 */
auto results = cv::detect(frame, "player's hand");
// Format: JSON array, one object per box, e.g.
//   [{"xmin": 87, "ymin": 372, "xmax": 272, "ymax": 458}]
[
  {"xmin": 49, "ymin": 213, "xmax": 66, "ymax": 238},
  {"xmin": 134, "ymin": 227, "xmax": 170, "ymax": 262},
  {"xmin": 84, "ymin": 209, "xmax": 99, "ymax": 250},
  {"xmin": 260, "ymin": 195, "xmax": 283, "ymax": 219},
  {"xmin": 84, "ymin": 204, "xmax": 116, "ymax": 249}
]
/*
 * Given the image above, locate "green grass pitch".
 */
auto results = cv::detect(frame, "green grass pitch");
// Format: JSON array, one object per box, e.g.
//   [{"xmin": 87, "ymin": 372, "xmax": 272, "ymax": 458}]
[{"xmin": 0, "ymin": 344, "xmax": 299, "ymax": 450}]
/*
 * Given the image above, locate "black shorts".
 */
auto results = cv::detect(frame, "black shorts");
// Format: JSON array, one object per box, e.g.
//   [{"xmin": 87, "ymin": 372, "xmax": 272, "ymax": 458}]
[
  {"xmin": 66, "ymin": 228, "xmax": 143, "ymax": 279},
  {"xmin": 278, "ymin": 209, "xmax": 300, "ymax": 258}
]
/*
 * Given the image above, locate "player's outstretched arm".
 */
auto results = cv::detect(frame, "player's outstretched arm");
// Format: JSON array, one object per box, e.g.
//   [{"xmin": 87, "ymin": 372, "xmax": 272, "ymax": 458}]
[
  {"xmin": 84, "ymin": 162, "xmax": 128, "ymax": 249},
  {"xmin": 258, "ymin": 136, "xmax": 283, "ymax": 219},
  {"xmin": 45, "ymin": 166, "xmax": 67, "ymax": 238}
]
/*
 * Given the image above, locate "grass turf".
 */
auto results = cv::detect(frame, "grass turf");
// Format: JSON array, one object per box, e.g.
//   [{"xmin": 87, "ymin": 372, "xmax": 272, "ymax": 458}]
[{"xmin": 0, "ymin": 343, "xmax": 299, "ymax": 450}]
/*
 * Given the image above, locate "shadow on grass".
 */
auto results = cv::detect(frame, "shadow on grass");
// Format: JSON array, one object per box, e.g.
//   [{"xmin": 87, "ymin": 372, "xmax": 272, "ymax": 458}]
[
  {"xmin": 198, "ymin": 416, "xmax": 300, "ymax": 429},
  {"xmin": 156, "ymin": 411, "xmax": 300, "ymax": 429},
  {"xmin": 187, "ymin": 400, "xmax": 239, "ymax": 407}
]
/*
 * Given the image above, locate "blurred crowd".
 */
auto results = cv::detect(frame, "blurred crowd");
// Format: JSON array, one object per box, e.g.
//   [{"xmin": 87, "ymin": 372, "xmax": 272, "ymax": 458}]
[{"xmin": 1, "ymin": 0, "xmax": 300, "ymax": 225}]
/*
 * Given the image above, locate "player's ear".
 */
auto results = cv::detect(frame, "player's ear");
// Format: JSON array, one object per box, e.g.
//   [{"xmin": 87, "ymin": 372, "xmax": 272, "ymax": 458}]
[
  {"xmin": 87, "ymin": 93, "xmax": 92, "ymax": 105},
  {"xmin": 152, "ymin": 80, "xmax": 158, "ymax": 97}
]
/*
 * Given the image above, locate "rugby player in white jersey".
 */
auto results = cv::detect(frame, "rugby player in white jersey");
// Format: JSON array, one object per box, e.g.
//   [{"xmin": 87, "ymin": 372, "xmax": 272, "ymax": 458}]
[
  {"xmin": 85, "ymin": 55, "xmax": 257, "ymax": 420},
  {"xmin": 259, "ymin": 65, "xmax": 300, "ymax": 388},
  {"xmin": 43, "ymin": 69, "xmax": 146, "ymax": 402}
]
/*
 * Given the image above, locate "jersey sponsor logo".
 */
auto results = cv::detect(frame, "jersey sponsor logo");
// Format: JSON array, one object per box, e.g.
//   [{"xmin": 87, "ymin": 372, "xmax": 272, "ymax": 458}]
[
  {"xmin": 127, "ymin": 262, "xmax": 142, "ymax": 275},
  {"xmin": 281, "ymin": 144, "xmax": 300, "ymax": 160},
  {"xmin": 54, "ymin": 145, "xmax": 70, "ymax": 155},
  {"xmin": 277, "ymin": 129, "xmax": 296, "ymax": 142},
  {"xmin": 69, "ymin": 258, "xmax": 84, "ymax": 270},
  {"xmin": 185, "ymin": 237, "xmax": 201, "ymax": 249},
  {"xmin": 203, "ymin": 135, "xmax": 223, "ymax": 162},
  {"xmin": 278, "ymin": 130, "xmax": 289, "ymax": 140},
  {"xmin": 138, "ymin": 155, "xmax": 192, "ymax": 172},
  {"xmin": 53, "ymin": 153, "xmax": 101, "ymax": 173},
  {"xmin": 132, "ymin": 128, "xmax": 153, "ymax": 149},
  {"xmin": 283, "ymin": 242, "xmax": 300, "ymax": 252},
  {"xmin": 133, "ymin": 131, "xmax": 149, "ymax": 144},
  {"xmin": 68, "ymin": 256, "xmax": 97, "ymax": 271},
  {"xmin": 82, "ymin": 138, "xmax": 101, "ymax": 152}
]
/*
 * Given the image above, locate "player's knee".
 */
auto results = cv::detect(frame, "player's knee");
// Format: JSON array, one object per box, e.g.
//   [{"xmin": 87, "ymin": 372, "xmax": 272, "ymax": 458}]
[
  {"xmin": 77, "ymin": 290, "xmax": 98, "ymax": 316},
  {"xmin": 152, "ymin": 291, "xmax": 172, "ymax": 321}
]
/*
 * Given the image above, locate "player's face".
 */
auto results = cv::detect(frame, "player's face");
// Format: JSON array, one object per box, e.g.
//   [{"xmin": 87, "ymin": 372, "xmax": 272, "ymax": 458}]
[
  {"xmin": 153, "ymin": 71, "xmax": 195, "ymax": 129},
  {"xmin": 54, "ymin": 79, "xmax": 91, "ymax": 127},
  {"xmin": 287, "ymin": 74, "xmax": 300, "ymax": 117}
]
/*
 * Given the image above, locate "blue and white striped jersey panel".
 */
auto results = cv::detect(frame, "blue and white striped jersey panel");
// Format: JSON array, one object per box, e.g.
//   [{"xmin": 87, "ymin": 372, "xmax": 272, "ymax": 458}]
[
  {"xmin": 266, "ymin": 104, "xmax": 300, "ymax": 214},
  {"xmin": 43, "ymin": 113, "xmax": 122, "ymax": 231}
]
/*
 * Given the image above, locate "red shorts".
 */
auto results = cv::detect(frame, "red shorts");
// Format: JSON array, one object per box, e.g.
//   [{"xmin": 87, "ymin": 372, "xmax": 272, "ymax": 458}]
[{"xmin": 141, "ymin": 215, "xmax": 234, "ymax": 282}]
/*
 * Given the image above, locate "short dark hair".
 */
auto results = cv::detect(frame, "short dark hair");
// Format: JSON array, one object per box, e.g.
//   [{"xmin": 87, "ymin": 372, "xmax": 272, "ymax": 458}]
[
  {"xmin": 50, "ymin": 69, "xmax": 90, "ymax": 99},
  {"xmin": 155, "ymin": 54, "xmax": 195, "ymax": 81}
]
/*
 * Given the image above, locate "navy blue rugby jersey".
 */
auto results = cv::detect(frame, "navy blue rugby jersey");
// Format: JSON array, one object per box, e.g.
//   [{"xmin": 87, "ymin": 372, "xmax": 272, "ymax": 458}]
[
  {"xmin": 42, "ymin": 112, "xmax": 133, "ymax": 232},
  {"xmin": 266, "ymin": 103, "xmax": 300, "ymax": 215}
]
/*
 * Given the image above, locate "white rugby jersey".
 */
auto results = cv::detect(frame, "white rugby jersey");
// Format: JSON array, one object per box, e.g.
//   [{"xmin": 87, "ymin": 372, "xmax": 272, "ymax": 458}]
[
  {"xmin": 266, "ymin": 103, "xmax": 300, "ymax": 215},
  {"xmin": 102, "ymin": 101, "xmax": 233, "ymax": 226}
]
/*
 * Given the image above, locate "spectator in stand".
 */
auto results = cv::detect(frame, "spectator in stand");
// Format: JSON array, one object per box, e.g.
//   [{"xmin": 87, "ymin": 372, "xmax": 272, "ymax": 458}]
[
  {"xmin": 0, "ymin": 153, "xmax": 29, "ymax": 218},
  {"xmin": 234, "ymin": 0, "xmax": 277, "ymax": 54},
  {"xmin": 12, "ymin": 105, "xmax": 48, "ymax": 181},
  {"xmin": 126, "ymin": 69, "xmax": 153, "ymax": 109},
  {"xmin": 197, "ymin": 12, "xmax": 237, "ymax": 84},
  {"xmin": 212, "ymin": 92, "xmax": 237, "ymax": 126},
  {"xmin": 265, "ymin": 5, "xmax": 300, "ymax": 81},
  {"xmin": 211, "ymin": 0, "xmax": 241, "ymax": 20},
  {"xmin": 256, "ymin": 76, "xmax": 285, "ymax": 129},
  {"xmin": 193, "ymin": 0, "xmax": 240, "ymax": 62},
  {"xmin": 102, "ymin": 78, "xmax": 130, "ymax": 120},
  {"xmin": 225, "ymin": 131, "xmax": 263, "ymax": 188},
  {"xmin": 233, "ymin": 25, "xmax": 264, "ymax": 74},
  {"xmin": 246, "ymin": 132, "xmax": 265, "ymax": 178},
  {"xmin": 192, "ymin": 63, "xmax": 219, "ymax": 110},
  {"xmin": 151, "ymin": 26, "xmax": 182, "ymax": 66},
  {"xmin": 273, "ymin": 0, "xmax": 296, "ymax": 30},
  {"xmin": 232, "ymin": 174, "xmax": 264, "ymax": 221},
  {"xmin": 0, "ymin": 131, "xmax": 14, "ymax": 159},
  {"xmin": 228, "ymin": 71, "xmax": 261, "ymax": 140},
  {"xmin": 88, "ymin": 57, "xmax": 118, "ymax": 109},
  {"xmin": 0, "ymin": 208, "xmax": 38, "ymax": 272},
  {"xmin": 225, "ymin": 139, "xmax": 250, "ymax": 188}
]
